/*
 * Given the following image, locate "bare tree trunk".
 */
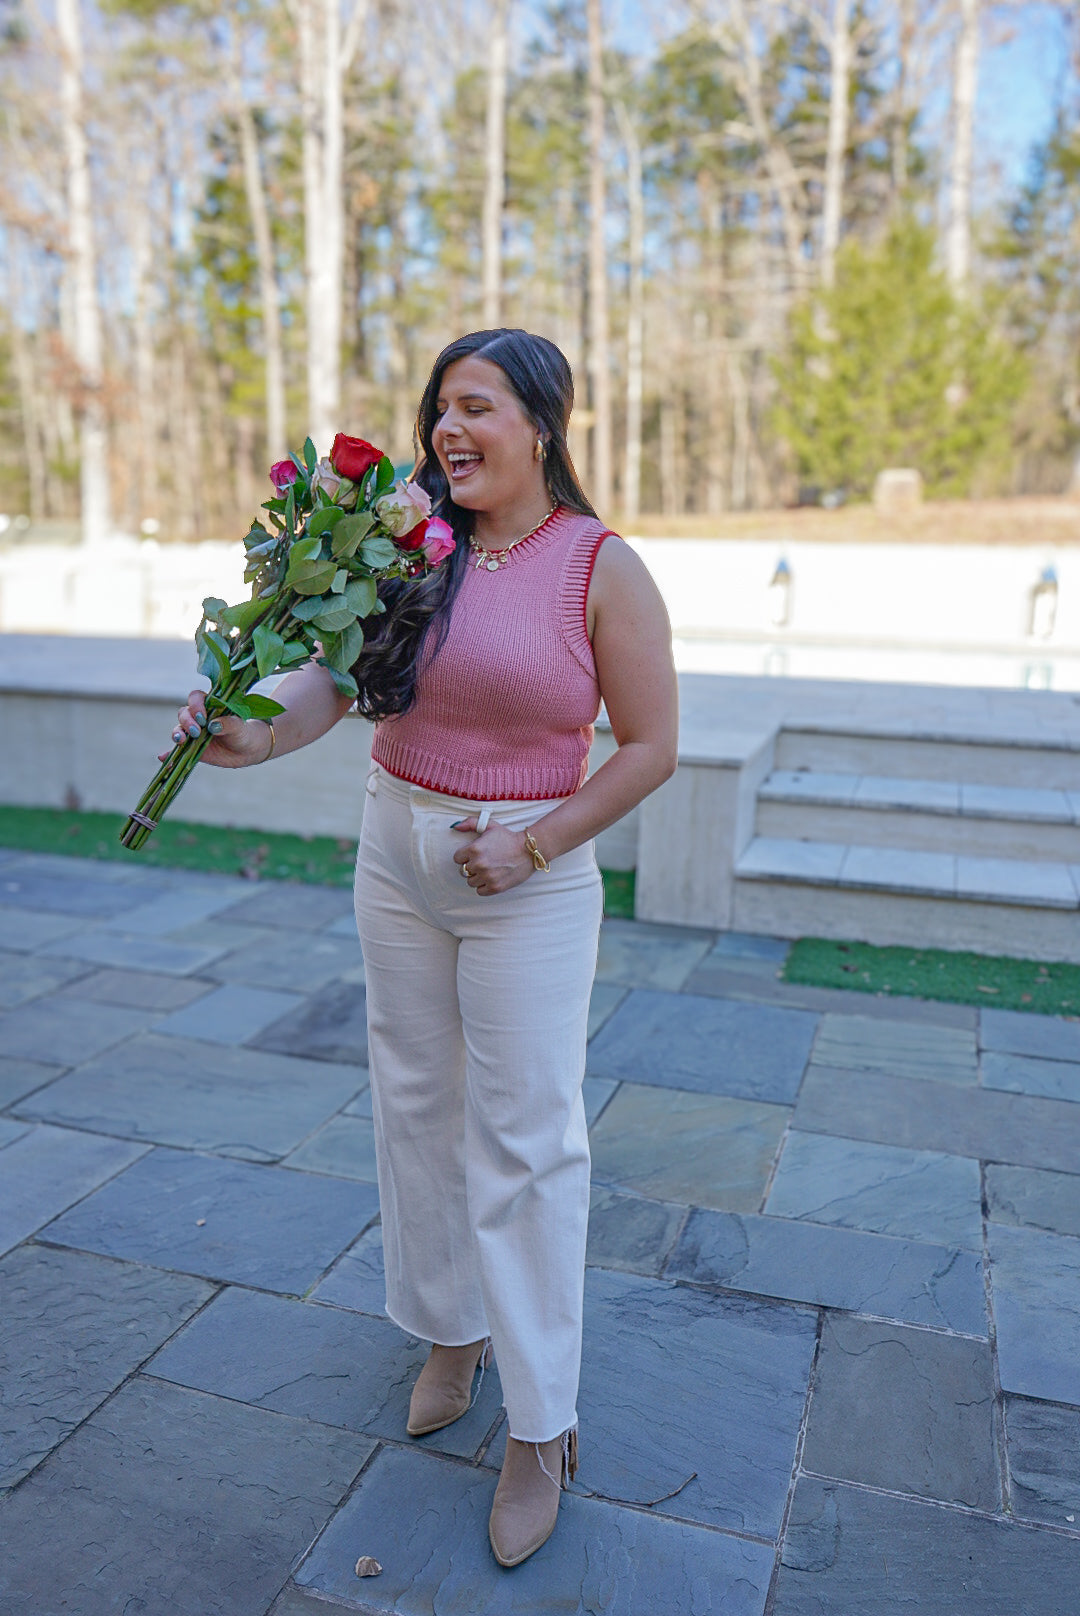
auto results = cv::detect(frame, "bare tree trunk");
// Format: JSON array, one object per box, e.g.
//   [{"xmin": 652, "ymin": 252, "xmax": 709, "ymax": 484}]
[
  {"xmin": 614, "ymin": 99, "xmax": 643, "ymax": 524},
  {"xmin": 130, "ymin": 183, "xmax": 158, "ymax": 525},
  {"xmin": 7, "ymin": 235, "xmax": 47, "ymax": 521},
  {"xmin": 57, "ymin": 0, "xmax": 110, "ymax": 545},
  {"xmin": 726, "ymin": 348, "xmax": 749, "ymax": 511},
  {"xmin": 586, "ymin": 0, "xmax": 612, "ymax": 513},
  {"xmin": 946, "ymin": 0, "xmax": 979, "ymax": 294},
  {"xmin": 232, "ymin": 76, "xmax": 287, "ymax": 458},
  {"xmin": 820, "ymin": 0, "xmax": 851, "ymax": 286},
  {"xmin": 294, "ymin": 0, "xmax": 368, "ymax": 446},
  {"xmin": 891, "ymin": 0, "xmax": 915, "ymax": 202},
  {"xmin": 726, "ymin": 0, "xmax": 807, "ymax": 297},
  {"xmin": 482, "ymin": 0, "xmax": 508, "ymax": 327}
]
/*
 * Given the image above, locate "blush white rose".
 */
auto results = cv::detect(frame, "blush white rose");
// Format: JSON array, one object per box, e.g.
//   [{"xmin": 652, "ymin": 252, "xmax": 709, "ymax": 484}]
[{"xmin": 375, "ymin": 479, "xmax": 433, "ymax": 538}]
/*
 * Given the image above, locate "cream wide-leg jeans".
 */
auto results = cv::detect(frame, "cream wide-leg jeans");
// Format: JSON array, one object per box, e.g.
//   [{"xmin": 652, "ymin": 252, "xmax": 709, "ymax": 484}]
[{"xmin": 353, "ymin": 764, "xmax": 604, "ymax": 1444}]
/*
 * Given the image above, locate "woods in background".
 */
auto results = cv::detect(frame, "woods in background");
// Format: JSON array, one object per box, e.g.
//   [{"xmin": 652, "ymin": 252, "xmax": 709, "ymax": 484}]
[{"xmin": 1, "ymin": 0, "xmax": 1077, "ymax": 540}]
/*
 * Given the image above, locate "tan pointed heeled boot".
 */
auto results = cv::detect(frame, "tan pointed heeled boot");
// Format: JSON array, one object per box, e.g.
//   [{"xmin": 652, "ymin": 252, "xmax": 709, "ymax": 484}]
[
  {"xmin": 407, "ymin": 1338, "xmax": 492, "ymax": 1437},
  {"xmin": 488, "ymin": 1428, "xmax": 578, "ymax": 1568}
]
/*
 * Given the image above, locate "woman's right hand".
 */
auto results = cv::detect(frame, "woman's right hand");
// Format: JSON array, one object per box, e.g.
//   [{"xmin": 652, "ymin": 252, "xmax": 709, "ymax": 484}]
[{"xmin": 158, "ymin": 689, "xmax": 272, "ymax": 769}]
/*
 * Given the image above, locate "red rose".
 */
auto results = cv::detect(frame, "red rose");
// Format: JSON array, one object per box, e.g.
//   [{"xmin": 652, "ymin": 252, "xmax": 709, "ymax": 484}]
[
  {"xmin": 269, "ymin": 460, "xmax": 299, "ymax": 492},
  {"xmin": 330, "ymin": 433, "xmax": 383, "ymax": 481},
  {"xmin": 396, "ymin": 516, "xmax": 429, "ymax": 552}
]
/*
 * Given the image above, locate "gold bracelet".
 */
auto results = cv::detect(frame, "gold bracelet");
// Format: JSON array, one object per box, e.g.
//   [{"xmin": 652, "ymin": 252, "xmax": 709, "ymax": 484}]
[
  {"xmin": 261, "ymin": 719, "xmax": 276, "ymax": 762},
  {"xmin": 524, "ymin": 829, "xmax": 550, "ymax": 872}
]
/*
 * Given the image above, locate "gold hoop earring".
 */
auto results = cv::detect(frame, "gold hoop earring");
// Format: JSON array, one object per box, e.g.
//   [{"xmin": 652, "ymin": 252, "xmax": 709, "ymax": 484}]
[{"xmin": 534, "ymin": 436, "xmax": 546, "ymax": 462}]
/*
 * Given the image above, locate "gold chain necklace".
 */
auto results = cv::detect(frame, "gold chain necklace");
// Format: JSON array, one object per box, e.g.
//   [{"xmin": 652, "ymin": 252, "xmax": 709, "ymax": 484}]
[{"xmin": 468, "ymin": 505, "xmax": 557, "ymax": 571}]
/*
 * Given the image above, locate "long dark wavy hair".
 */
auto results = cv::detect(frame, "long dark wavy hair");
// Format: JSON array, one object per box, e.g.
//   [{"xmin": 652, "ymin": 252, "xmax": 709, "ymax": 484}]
[{"xmin": 351, "ymin": 329, "xmax": 597, "ymax": 720}]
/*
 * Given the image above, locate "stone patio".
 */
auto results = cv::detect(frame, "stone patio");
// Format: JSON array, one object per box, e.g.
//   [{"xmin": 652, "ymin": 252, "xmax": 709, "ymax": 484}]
[{"xmin": 1, "ymin": 847, "xmax": 1079, "ymax": 1613}]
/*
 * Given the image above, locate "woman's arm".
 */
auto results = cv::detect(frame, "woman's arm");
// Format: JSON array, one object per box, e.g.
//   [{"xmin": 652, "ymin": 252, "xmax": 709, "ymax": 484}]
[
  {"xmin": 163, "ymin": 657, "xmax": 354, "ymax": 768},
  {"xmin": 454, "ymin": 538, "xmax": 678, "ymax": 893}
]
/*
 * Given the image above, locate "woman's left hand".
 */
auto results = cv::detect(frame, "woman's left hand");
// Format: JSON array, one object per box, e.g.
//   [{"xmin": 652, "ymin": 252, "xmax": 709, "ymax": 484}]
[{"xmin": 451, "ymin": 818, "xmax": 535, "ymax": 895}]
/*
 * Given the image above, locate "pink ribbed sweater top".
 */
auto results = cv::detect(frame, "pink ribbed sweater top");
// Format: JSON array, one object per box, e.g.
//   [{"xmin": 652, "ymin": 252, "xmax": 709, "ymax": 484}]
[{"xmin": 371, "ymin": 508, "xmax": 615, "ymax": 800}]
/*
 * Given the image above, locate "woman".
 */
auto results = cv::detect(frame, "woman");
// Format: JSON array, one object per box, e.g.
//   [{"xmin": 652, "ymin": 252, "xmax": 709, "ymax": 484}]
[{"xmin": 170, "ymin": 329, "xmax": 678, "ymax": 1567}]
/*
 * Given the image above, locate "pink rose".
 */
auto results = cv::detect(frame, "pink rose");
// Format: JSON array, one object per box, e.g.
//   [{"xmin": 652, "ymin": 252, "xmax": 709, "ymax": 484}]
[
  {"xmin": 269, "ymin": 460, "xmax": 299, "ymax": 492},
  {"xmin": 419, "ymin": 517, "xmax": 455, "ymax": 566}
]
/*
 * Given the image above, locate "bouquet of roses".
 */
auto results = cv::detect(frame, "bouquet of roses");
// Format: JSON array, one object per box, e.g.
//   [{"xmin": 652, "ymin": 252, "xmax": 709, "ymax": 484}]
[{"xmin": 120, "ymin": 432, "xmax": 454, "ymax": 850}]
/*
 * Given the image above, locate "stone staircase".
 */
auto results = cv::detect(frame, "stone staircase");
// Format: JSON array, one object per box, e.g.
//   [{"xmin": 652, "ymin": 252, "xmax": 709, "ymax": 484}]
[{"xmin": 732, "ymin": 723, "xmax": 1080, "ymax": 963}]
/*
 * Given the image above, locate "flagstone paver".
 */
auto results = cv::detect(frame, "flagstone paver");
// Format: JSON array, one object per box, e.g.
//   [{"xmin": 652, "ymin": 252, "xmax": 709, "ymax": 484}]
[
  {"xmin": 57, "ymin": 964, "xmax": 217, "ymax": 1011},
  {"xmin": 0, "ymin": 949, "xmax": 90, "ymax": 1010},
  {"xmin": 1003, "ymin": 1395, "xmax": 1080, "ymax": 1528},
  {"xmin": 980, "ymin": 1048, "xmax": 1080, "ymax": 1102},
  {"xmin": 765, "ymin": 1130, "xmax": 984, "ymax": 1249},
  {"xmin": 147, "ymin": 1285, "xmax": 504, "ymax": 1460},
  {"xmin": 984, "ymin": 1162, "xmax": 1080, "ymax": 1238},
  {"xmin": 0, "ymin": 1243, "xmax": 213, "ymax": 1487},
  {"xmin": 17, "ymin": 1033, "xmax": 363, "ymax": 1160},
  {"xmin": 589, "ymin": 1081, "xmax": 789, "ymax": 1211},
  {"xmin": 0, "ymin": 1124, "xmax": 148, "ymax": 1258},
  {"xmin": 3, "ymin": 848, "xmax": 1080, "ymax": 1615},
  {"xmin": 0, "ymin": 1378, "xmax": 373, "ymax": 1616},
  {"xmin": 665, "ymin": 1208, "xmax": 988, "ymax": 1335},
  {"xmin": 587, "ymin": 987, "xmax": 818, "ymax": 1101},
  {"xmin": 295, "ymin": 1445, "xmax": 775, "ymax": 1616},
  {"xmin": 799, "ymin": 1313, "xmax": 1000, "ymax": 1510},
  {"xmin": 772, "ymin": 1476, "xmax": 1080, "ymax": 1614},
  {"xmin": 40, "ymin": 1146, "xmax": 380, "ymax": 1292},
  {"xmin": 810, "ymin": 1011, "xmax": 978, "ymax": 1085}
]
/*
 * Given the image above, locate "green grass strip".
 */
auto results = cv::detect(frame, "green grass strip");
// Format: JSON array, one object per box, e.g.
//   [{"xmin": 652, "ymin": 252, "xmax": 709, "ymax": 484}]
[
  {"xmin": 0, "ymin": 804, "xmax": 636, "ymax": 918},
  {"xmin": 784, "ymin": 936, "xmax": 1080, "ymax": 1018}
]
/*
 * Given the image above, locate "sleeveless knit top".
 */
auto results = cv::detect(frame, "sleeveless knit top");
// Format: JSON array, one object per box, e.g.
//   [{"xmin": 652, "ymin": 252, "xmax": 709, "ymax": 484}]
[{"xmin": 370, "ymin": 508, "xmax": 615, "ymax": 800}]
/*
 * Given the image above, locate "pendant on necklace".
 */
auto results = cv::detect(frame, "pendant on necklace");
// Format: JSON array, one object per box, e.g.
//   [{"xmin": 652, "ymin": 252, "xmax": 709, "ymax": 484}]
[{"xmin": 486, "ymin": 558, "xmax": 500, "ymax": 571}]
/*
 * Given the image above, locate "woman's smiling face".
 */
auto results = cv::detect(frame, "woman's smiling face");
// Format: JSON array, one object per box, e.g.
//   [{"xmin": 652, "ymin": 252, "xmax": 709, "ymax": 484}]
[{"xmin": 431, "ymin": 355, "xmax": 545, "ymax": 515}]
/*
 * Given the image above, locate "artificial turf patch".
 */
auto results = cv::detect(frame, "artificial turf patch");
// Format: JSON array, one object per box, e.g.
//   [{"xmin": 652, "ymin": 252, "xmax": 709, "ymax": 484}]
[
  {"xmin": 784, "ymin": 936, "xmax": 1080, "ymax": 1019},
  {"xmin": 0, "ymin": 805, "xmax": 637, "ymax": 918}
]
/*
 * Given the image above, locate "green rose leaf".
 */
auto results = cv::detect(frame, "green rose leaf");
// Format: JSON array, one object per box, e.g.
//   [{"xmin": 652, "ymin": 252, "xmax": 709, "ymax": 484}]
[
  {"xmin": 244, "ymin": 692, "xmax": 288, "ymax": 720},
  {"xmin": 195, "ymin": 626, "xmax": 232, "ymax": 682},
  {"xmin": 201, "ymin": 596, "xmax": 228, "ymax": 622},
  {"xmin": 303, "ymin": 436, "xmax": 317, "ymax": 473},
  {"xmin": 278, "ymin": 641, "xmax": 310, "ymax": 666},
  {"xmin": 291, "ymin": 563, "xmax": 339, "ymax": 596},
  {"xmin": 221, "ymin": 694, "xmax": 252, "ymax": 720},
  {"xmin": 330, "ymin": 510, "xmax": 375, "ymax": 558},
  {"xmin": 289, "ymin": 596, "xmax": 330, "ymax": 621},
  {"xmin": 330, "ymin": 568, "xmax": 348, "ymax": 594},
  {"xmin": 310, "ymin": 603, "xmax": 356, "ymax": 633},
  {"xmin": 220, "ymin": 597, "xmax": 268, "ymax": 634},
  {"xmin": 320, "ymin": 618, "xmax": 365, "ymax": 673},
  {"xmin": 286, "ymin": 531, "xmax": 323, "ymax": 566},
  {"xmin": 253, "ymin": 623, "xmax": 286, "ymax": 679},
  {"xmin": 374, "ymin": 455, "xmax": 395, "ymax": 493},
  {"xmin": 308, "ymin": 506, "xmax": 345, "ymax": 539},
  {"xmin": 359, "ymin": 535, "xmax": 398, "ymax": 568},
  {"xmin": 285, "ymin": 484, "xmax": 297, "ymax": 533},
  {"xmin": 344, "ymin": 575, "xmax": 378, "ymax": 617},
  {"xmin": 321, "ymin": 663, "xmax": 359, "ymax": 699}
]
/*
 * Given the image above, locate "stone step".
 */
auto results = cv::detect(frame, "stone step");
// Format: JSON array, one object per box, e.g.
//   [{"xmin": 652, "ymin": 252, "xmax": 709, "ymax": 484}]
[
  {"xmin": 757, "ymin": 771, "xmax": 1080, "ymax": 862},
  {"xmin": 733, "ymin": 837, "xmax": 1080, "ymax": 963},
  {"xmin": 731, "ymin": 877, "xmax": 1080, "ymax": 964},
  {"xmin": 736, "ymin": 836, "xmax": 1080, "ymax": 909},
  {"xmin": 775, "ymin": 727, "xmax": 1080, "ymax": 790}
]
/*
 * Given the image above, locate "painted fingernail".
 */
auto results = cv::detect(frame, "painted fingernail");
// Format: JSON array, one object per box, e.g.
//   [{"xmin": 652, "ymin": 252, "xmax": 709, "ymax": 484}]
[
  {"xmin": 188, "ymin": 721, "xmax": 202, "ymax": 736},
  {"xmin": 450, "ymin": 820, "xmax": 465, "ymax": 828},
  {"xmin": 208, "ymin": 720, "xmax": 224, "ymax": 735},
  {"xmin": 172, "ymin": 730, "xmax": 183, "ymax": 743}
]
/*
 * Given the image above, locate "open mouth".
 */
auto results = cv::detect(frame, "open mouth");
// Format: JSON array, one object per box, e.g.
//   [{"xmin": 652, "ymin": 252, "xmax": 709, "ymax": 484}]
[{"xmin": 446, "ymin": 452, "xmax": 483, "ymax": 482}]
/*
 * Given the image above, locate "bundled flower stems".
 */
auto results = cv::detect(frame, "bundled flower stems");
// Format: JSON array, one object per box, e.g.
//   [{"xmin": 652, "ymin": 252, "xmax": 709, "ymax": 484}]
[{"xmin": 120, "ymin": 434, "xmax": 455, "ymax": 850}]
